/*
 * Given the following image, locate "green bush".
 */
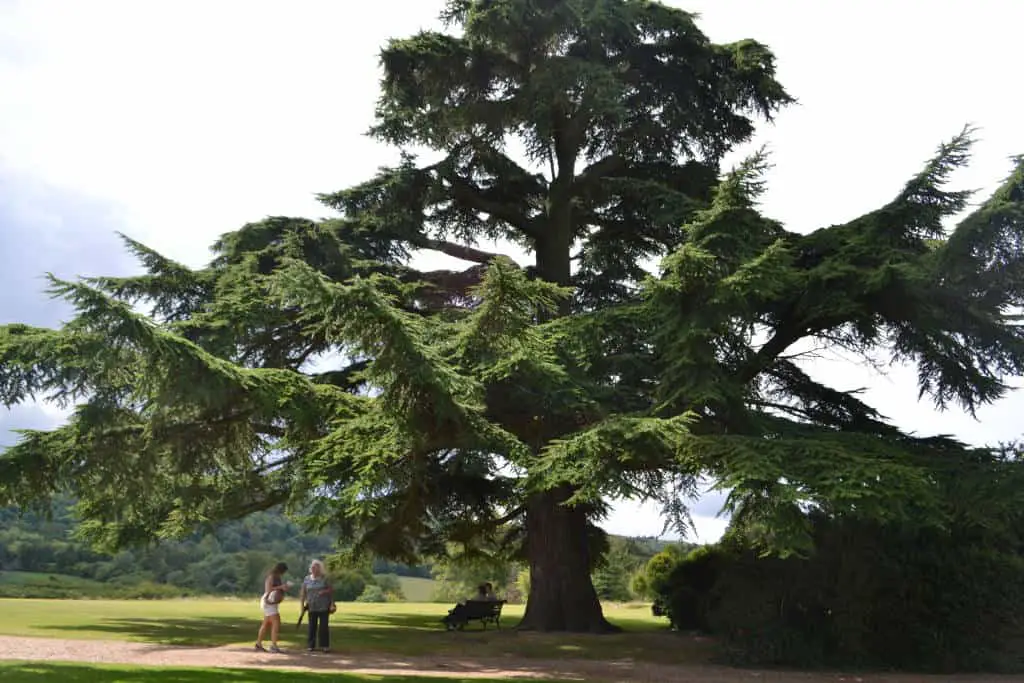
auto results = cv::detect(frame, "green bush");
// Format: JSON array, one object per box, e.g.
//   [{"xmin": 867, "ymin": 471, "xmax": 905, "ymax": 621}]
[
  {"xmin": 331, "ymin": 568, "xmax": 370, "ymax": 602},
  {"xmin": 638, "ymin": 547, "xmax": 683, "ymax": 615},
  {"xmin": 356, "ymin": 584, "xmax": 387, "ymax": 602},
  {"xmin": 701, "ymin": 549, "xmax": 835, "ymax": 668},
  {"xmin": 652, "ymin": 516, "xmax": 1024, "ymax": 672},
  {"xmin": 373, "ymin": 573, "xmax": 405, "ymax": 601},
  {"xmin": 660, "ymin": 545, "xmax": 730, "ymax": 632}
]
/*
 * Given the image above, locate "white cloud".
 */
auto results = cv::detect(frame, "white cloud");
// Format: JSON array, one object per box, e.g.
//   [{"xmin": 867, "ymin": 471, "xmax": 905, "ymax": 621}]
[
  {"xmin": 2, "ymin": 0, "xmax": 1022, "ymax": 544},
  {"xmin": 602, "ymin": 495, "xmax": 731, "ymax": 545}
]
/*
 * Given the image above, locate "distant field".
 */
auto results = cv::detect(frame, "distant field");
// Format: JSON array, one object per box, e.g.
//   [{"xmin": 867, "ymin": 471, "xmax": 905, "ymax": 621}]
[
  {"xmin": 1, "ymin": 571, "xmax": 441, "ymax": 603},
  {"xmin": 0, "ymin": 571, "xmax": 165, "ymax": 599},
  {"xmin": 0, "ymin": 598, "xmax": 708, "ymax": 664},
  {"xmin": 0, "ymin": 571, "xmax": 103, "ymax": 588},
  {"xmin": 394, "ymin": 575, "xmax": 438, "ymax": 602}
]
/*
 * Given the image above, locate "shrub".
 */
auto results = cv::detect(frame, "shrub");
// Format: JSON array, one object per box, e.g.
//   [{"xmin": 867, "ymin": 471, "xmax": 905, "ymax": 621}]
[
  {"xmin": 373, "ymin": 573, "xmax": 405, "ymax": 601},
  {"xmin": 652, "ymin": 516, "xmax": 1024, "ymax": 672},
  {"xmin": 356, "ymin": 584, "xmax": 387, "ymax": 603},
  {"xmin": 638, "ymin": 547, "xmax": 684, "ymax": 615},
  {"xmin": 331, "ymin": 568, "xmax": 369, "ymax": 602},
  {"xmin": 661, "ymin": 545, "xmax": 731, "ymax": 632}
]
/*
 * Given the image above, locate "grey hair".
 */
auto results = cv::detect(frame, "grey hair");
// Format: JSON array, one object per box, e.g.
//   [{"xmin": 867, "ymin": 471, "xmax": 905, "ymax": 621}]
[{"xmin": 310, "ymin": 559, "xmax": 325, "ymax": 573}]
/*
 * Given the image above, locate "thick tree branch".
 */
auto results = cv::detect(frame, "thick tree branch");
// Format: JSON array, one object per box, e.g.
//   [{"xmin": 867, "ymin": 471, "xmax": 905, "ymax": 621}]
[
  {"xmin": 419, "ymin": 238, "xmax": 506, "ymax": 265},
  {"xmin": 313, "ymin": 360, "xmax": 372, "ymax": 388},
  {"xmin": 253, "ymin": 453, "xmax": 301, "ymax": 475},
  {"xmin": 445, "ymin": 175, "xmax": 540, "ymax": 240},
  {"xmin": 291, "ymin": 344, "xmax": 319, "ymax": 371},
  {"xmin": 751, "ymin": 399, "xmax": 816, "ymax": 421},
  {"xmin": 492, "ymin": 504, "xmax": 526, "ymax": 526},
  {"xmin": 405, "ymin": 265, "xmax": 488, "ymax": 297},
  {"xmin": 252, "ymin": 423, "xmax": 288, "ymax": 438},
  {"xmin": 572, "ymin": 154, "xmax": 626, "ymax": 195},
  {"xmin": 738, "ymin": 323, "xmax": 804, "ymax": 386}
]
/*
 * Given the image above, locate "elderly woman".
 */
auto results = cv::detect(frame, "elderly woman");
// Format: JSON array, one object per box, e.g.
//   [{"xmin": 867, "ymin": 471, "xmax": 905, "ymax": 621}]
[{"xmin": 299, "ymin": 559, "xmax": 336, "ymax": 653}]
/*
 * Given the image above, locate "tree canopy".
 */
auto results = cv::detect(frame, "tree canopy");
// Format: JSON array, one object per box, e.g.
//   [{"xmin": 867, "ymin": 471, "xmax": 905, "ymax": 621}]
[{"xmin": 3, "ymin": 0, "xmax": 1024, "ymax": 633}]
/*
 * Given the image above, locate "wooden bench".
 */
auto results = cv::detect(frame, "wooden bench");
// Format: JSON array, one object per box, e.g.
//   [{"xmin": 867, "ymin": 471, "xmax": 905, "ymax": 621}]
[{"xmin": 442, "ymin": 599, "xmax": 506, "ymax": 630}]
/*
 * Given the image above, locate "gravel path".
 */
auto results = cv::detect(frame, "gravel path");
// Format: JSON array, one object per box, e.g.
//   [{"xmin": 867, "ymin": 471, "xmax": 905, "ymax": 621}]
[{"xmin": 0, "ymin": 635, "xmax": 1020, "ymax": 681}]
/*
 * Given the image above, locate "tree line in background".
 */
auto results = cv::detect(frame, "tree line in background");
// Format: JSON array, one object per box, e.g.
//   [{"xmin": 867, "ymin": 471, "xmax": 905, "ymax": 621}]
[
  {"xmin": 0, "ymin": 498, "xmax": 681, "ymax": 603},
  {"xmin": 0, "ymin": 499, "xmax": 388, "ymax": 600}
]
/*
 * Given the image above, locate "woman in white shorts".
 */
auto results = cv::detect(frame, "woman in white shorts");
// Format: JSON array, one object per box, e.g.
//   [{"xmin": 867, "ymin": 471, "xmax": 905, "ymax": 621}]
[{"xmin": 255, "ymin": 562, "xmax": 292, "ymax": 653}]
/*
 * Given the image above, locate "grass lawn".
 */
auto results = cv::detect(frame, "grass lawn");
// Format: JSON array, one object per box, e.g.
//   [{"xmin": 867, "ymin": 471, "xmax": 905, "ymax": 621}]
[
  {"xmin": 0, "ymin": 661, "xmax": 561, "ymax": 683},
  {"xmin": 0, "ymin": 599, "xmax": 713, "ymax": 665},
  {"xmin": 393, "ymin": 576, "xmax": 438, "ymax": 603}
]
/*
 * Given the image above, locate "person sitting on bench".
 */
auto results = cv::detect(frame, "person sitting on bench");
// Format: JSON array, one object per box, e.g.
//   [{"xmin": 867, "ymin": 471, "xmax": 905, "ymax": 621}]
[
  {"xmin": 442, "ymin": 583, "xmax": 498, "ymax": 629},
  {"xmin": 479, "ymin": 582, "xmax": 497, "ymax": 601}
]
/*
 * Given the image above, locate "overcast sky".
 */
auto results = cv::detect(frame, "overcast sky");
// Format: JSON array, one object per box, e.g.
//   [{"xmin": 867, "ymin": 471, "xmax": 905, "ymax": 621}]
[{"xmin": 1, "ymin": 0, "xmax": 1021, "ymax": 543}]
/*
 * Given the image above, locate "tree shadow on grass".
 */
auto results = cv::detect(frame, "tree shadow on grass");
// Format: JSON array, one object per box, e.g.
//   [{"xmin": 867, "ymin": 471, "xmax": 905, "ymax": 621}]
[
  {"xmin": 40, "ymin": 615, "xmax": 526, "ymax": 655},
  {"xmin": 0, "ymin": 661, "xmax": 530, "ymax": 683},
  {"xmin": 40, "ymin": 612, "xmax": 716, "ymax": 664},
  {"xmin": 44, "ymin": 616, "xmax": 257, "ymax": 647},
  {"xmin": 41, "ymin": 612, "xmax": 448, "ymax": 648}
]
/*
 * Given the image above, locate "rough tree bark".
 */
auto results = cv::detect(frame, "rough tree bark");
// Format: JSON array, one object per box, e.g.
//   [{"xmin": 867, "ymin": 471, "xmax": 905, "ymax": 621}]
[{"xmin": 518, "ymin": 485, "xmax": 620, "ymax": 632}]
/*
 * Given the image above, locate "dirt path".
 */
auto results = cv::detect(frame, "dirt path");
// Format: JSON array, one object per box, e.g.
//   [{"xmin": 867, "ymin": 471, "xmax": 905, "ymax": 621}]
[{"xmin": 0, "ymin": 635, "xmax": 1019, "ymax": 682}]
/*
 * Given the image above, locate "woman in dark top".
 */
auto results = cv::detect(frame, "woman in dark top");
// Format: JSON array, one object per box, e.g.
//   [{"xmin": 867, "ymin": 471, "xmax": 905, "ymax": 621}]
[{"xmin": 255, "ymin": 562, "xmax": 291, "ymax": 653}]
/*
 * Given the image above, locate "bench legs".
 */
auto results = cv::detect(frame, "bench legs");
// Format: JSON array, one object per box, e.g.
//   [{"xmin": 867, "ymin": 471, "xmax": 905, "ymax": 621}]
[{"xmin": 442, "ymin": 614, "xmax": 503, "ymax": 631}]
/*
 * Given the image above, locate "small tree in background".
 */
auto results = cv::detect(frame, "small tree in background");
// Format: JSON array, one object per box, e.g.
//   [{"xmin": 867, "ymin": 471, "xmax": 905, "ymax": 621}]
[{"xmin": 591, "ymin": 541, "xmax": 638, "ymax": 602}]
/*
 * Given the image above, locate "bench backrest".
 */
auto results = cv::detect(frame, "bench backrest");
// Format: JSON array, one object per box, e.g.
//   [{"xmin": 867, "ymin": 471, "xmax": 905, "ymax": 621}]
[{"xmin": 463, "ymin": 599, "xmax": 505, "ymax": 617}]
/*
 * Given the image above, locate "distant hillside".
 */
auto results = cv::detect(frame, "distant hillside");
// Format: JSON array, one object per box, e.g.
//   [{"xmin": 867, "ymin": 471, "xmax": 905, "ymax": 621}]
[
  {"xmin": 1, "ymin": 497, "xmax": 688, "ymax": 601},
  {"xmin": 0, "ymin": 570, "xmax": 184, "ymax": 599},
  {"xmin": 0, "ymin": 499, "xmax": 432, "ymax": 598}
]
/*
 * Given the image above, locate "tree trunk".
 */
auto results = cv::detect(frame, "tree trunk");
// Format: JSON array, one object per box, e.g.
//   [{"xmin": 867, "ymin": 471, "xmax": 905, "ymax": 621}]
[
  {"xmin": 518, "ymin": 485, "xmax": 620, "ymax": 633},
  {"xmin": 520, "ymin": 170, "xmax": 617, "ymax": 633}
]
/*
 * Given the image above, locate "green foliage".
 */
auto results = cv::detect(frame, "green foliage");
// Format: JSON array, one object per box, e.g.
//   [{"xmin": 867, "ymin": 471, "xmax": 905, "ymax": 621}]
[
  {"xmin": 1, "ymin": 1, "xmax": 790, "ymax": 564},
  {"xmin": 0, "ymin": 571, "xmax": 185, "ymax": 600},
  {"xmin": 0, "ymin": 499, "xmax": 420, "ymax": 600},
  {"xmin": 372, "ymin": 558, "xmax": 432, "ymax": 579},
  {"xmin": 589, "ymin": 535, "xmax": 668, "ymax": 602},
  {"xmin": 0, "ymin": 500, "xmax": 338, "ymax": 596},
  {"xmin": 591, "ymin": 544, "xmax": 635, "ymax": 602},
  {"xmin": 329, "ymin": 569, "xmax": 371, "ymax": 603},
  {"xmin": 373, "ymin": 573, "xmax": 406, "ymax": 601},
  {"xmin": 634, "ymin": 542, "xmax": 693, "ymax": 606},
  {"xmin": 514, "ymin": 568, "xmax": 530, "ymax": 603},
  {"xmin": 356, "ymin": 584, "xmax": 387, "ymax": 603},
  {"xmin": 656, "ymin": 545, "xmax": 728, "ymax": 632},
  {"xmin": 642, "ymin": 130, "xmax": 1024, "ymax": 551},
  {"xmin": 430, "ymin": 545, "xmax": 518, "ymax": 602},
  {"xmin": 2, "ymin": 0, "xmax": 1024, "ymax": 636},
  {"xmin": 652, "ymin": 453, "xmax": 1024, "ymax": 672}
]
